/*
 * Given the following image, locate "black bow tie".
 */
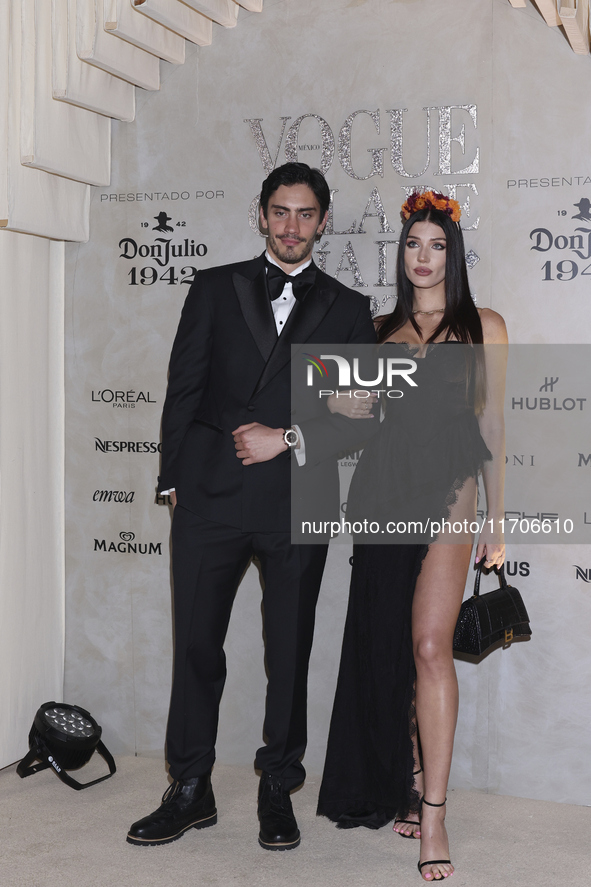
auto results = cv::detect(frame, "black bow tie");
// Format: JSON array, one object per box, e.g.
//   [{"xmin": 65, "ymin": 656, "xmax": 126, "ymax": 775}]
[{"xmin": 265, "ymin": 259, "xmax": 316, "ymax": 302}]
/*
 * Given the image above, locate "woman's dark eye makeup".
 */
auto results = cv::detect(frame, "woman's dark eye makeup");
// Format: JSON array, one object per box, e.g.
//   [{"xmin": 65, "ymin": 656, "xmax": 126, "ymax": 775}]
[{"xmin": 406, "ymin": 239, "xmax": 446, "ymax": 249}]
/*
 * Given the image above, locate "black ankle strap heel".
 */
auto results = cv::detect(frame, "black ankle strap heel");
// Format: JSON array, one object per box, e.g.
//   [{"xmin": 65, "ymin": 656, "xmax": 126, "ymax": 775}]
[{"xmin": 417, "ymin": 799, "xmax": 452, "ymax": 879}]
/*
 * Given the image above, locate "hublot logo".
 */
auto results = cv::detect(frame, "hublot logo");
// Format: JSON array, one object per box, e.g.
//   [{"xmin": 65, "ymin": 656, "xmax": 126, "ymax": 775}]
[
  {"xmin": 511, "ymin": 376, "xmax": 586, "ymax": 412},
  {"xmin": 511, "ymin": 396, "xmax": 586, "ymax": 411},
  {"xmin": 94, "ymin": 531, "xmax": 162, "ymax": 555}
]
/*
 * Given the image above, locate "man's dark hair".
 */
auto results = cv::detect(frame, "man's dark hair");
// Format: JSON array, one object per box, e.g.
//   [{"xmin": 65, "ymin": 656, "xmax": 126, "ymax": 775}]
[{"xmin": 259, "ymin": 162, "xmax": 330, "ymax": 219}]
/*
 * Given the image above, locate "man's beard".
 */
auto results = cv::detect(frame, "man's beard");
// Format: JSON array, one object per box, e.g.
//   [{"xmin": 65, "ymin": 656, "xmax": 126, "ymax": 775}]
[{"xmin": 267, "ymin": 232, "xmax": 315, "ymax": 266}]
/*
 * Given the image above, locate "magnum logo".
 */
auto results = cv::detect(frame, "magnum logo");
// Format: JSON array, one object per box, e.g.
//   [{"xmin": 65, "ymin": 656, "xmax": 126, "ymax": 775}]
[{"xmin": 94, "ymin": 531, "xmax": 162, "ymax": 555}]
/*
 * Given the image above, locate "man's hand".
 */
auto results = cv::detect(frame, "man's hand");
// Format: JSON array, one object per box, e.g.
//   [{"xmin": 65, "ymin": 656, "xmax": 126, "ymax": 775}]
[
  {"xmin": 170, "ymin": 491, "xmax": 177, "ymax": 508},
  {"xmin": 232, "ymin": 423, "xmax": 287, "ymax": 465},
  {"xmin": 327, "ymin": 389, "xmax": 377, "ymax": 418}
]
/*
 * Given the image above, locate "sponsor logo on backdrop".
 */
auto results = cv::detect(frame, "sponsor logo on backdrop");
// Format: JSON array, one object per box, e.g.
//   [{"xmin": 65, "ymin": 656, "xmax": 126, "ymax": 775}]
[
  {"xmin": 505, "ymin": 561, "xmax": 530, "ymax": 577},
  {"xmin": 511, "ymin": 377, "xmax": 586, "ymax": 412},
  {"xmin": 156, "ymin": 493, "xmax": 173, "ymax": 506},
  {"xmin": 91, "ymin": 389, "xmax": 156, "ymax": 408},
  {"xmin": 94, "ymin": 438, "xmax": 162, "ymax": 453},
  {"xmin": 153, "ymin": 212, "xmax": 174, "ymax": 232},
  {"xmin": 119, "ymin": 214, "xmax": 208, "ymax": 288},
  {"xmin": 574, "ymin": 565, "xmax": 591, "ymax": 582},
  {"xmin": 93, "ymin": 490, "xmax": 135, "ymax": 503},
  {"xmin": 505, "ymin": 455, "xmax": 535, "ymax": 466},
  {"xmin": 339, "ymin": 450, "xmax": 362, "ymax": 468},
  {"xmin": 94, "ymin": 531, "xmax": 162, "ymax": 555},
  {"xmin": 528, "ymin": 197, "xmax": 591, "ymax": 283},
  {"xmin": 484, "ymin": 509, "xmax": 559, "ymax": 521},
  {"xmin": 244, "ymin": 105, "xmax": 482, "ymax": 314}
]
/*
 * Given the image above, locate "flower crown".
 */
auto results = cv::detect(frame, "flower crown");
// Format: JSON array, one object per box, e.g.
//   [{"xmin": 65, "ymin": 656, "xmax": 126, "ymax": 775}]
[{"xmin": 401, "ymin": 190, "xmax": 461, "ymax": 223}]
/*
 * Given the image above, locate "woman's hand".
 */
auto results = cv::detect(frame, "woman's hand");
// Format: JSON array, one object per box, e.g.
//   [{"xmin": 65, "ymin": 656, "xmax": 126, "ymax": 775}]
[
  {"xmin": 475, "ymin": 539, "xmax": 505, "ymax": 570},
  {"xmin": 327, "ymin": 390, "xmax": 377, "ymax": 418}
]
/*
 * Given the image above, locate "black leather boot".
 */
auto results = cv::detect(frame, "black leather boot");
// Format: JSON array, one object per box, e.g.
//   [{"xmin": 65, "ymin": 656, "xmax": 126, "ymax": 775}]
[
  {"xmin": 257, "ymin": 772, "xmax": 301, "ymax": 850},
  {"xmin": 127, "ymin": 774, "xmax": 217, "ymax": 845}
]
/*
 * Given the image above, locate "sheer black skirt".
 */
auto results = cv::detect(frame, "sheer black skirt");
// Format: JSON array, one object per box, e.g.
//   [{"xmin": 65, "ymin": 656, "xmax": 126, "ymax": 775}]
[{"xmin": 317, "ymin": 543, "xmax": 428, "ymax": 829}]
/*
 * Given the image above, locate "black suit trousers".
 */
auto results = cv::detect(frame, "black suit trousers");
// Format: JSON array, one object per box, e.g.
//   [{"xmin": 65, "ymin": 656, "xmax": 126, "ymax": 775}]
[{"xmin": 166, "ymin": 505, "xmax": 328, "ymax": 789}]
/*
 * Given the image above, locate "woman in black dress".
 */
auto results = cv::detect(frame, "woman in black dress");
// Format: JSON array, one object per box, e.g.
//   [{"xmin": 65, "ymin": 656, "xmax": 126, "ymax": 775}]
[{"xmin": 318, "ymin": 192, "xmax": 508, "ymax": 882}]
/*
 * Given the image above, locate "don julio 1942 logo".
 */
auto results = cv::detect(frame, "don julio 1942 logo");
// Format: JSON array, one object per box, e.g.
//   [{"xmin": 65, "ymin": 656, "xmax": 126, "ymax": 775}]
[
  {"xmin": 118, "ymin": 212, "xmax": 208, "ymax": 288},
  {"xmin": 530, "ymin": 197, "xmax": 591, "ymax": 281}
]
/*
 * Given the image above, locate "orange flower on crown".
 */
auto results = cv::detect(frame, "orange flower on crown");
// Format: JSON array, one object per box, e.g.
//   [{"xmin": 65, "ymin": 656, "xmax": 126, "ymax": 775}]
[{"xmin": 401, "ymin": 190, "xmax": 461, "ymax": 223}]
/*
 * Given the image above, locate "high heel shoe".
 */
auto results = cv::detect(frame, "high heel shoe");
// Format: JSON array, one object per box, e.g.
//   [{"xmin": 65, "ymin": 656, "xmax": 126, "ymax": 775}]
[
  {"xmin": 417, "ymin": 798, "xmax": 452, "ymax": 881},
  {"xmin": 393, "ymin": 769, "xmax": 422, "ymax": 839}
]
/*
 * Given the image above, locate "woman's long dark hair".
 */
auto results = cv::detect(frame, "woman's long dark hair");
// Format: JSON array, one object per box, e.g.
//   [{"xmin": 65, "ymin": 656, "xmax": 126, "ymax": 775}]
[
  {"xmin": 377, "ymin": 207, "xmax": 483, "ymax": 345},
  {"xmin": 377, "ymin": 207, "xmax": 486, "ymax": 412}
]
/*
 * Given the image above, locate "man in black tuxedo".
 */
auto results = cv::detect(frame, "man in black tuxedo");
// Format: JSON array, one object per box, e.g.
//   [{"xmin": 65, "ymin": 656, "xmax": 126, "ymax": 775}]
[{"xmin": 127, "ymin": 163, "xmax": 376, "ymax": 850}]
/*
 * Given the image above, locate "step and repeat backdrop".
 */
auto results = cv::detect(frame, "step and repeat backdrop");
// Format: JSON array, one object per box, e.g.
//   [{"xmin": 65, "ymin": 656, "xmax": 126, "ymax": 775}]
[{"xmin": 65, "ymin": 0, "xmax": 591, "ymax": 805}]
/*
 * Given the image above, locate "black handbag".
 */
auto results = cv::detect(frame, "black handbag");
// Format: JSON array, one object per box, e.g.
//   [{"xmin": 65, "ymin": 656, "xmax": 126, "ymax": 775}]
[{"xmin": 453, "ymin": 563, "xmax": 532, "ymax": 656}]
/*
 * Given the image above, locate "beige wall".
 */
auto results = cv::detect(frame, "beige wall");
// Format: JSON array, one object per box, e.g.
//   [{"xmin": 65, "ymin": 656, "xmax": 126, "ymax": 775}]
[
  {"xmin": 0, "ymin": 231, "xmax": 65, "ymax": 767},
  {"xmin": 63, "ymin": 0, "xmax": 591, "ymax": 805}
]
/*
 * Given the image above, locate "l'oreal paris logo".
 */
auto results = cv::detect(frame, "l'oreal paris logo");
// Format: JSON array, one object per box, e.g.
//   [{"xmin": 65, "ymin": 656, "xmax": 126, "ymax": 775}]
[
  {"xmin": 304, "ymin": 354, "xmax": 418, "ymax": 389},
  {"xmin": 91, "ymin": 389, "xmax": 156, "ymax": 407}
]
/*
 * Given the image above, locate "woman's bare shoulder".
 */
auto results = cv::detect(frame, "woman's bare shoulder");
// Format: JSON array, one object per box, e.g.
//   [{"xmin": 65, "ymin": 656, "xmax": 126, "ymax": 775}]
[{"xmin": 478, "ymin": 307, "xmax": 508, "ymax": 344}]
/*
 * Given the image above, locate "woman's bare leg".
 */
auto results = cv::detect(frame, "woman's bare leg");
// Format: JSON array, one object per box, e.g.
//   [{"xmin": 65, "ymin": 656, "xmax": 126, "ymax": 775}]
[{"xmin": 412, "ymin": 540, "xmax": 472, "ymax": 880}]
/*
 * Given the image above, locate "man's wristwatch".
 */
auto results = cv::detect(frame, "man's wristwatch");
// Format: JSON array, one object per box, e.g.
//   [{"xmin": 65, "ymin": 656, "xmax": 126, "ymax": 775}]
[{"xmin": 283, "ymin": 427, "xmax": 299, "ymax": 448}]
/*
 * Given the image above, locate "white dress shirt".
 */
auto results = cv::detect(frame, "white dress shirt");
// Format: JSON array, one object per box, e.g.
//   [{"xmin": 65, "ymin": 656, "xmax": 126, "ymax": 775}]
[
  {"xmin": 265, "ymin": 252, "xmax": 308, "ymax": 465},
  {"xmin": 266, "ymin": 252, "xmax": 312, "ymax": 335}
]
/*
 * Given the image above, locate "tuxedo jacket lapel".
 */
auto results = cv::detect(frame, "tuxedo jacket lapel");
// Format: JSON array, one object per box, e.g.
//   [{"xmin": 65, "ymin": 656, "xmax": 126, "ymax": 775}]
[
  {"xmin": 252, "ymin": 272, "xmax": 339, "ymax": 398},
  {"xmin": 233, "ymin": 256, "xmax": 277, "ymax": 363}
]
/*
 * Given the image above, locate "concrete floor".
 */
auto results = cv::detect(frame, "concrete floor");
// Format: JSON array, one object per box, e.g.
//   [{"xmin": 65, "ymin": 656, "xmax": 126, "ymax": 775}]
[{"xmin": 2, "ymin": 756, "xmax": 590, "ymax": 887}]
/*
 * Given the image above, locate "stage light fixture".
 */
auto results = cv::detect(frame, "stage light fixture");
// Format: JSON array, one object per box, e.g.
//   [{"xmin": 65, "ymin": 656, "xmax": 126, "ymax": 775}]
[{"xmin": 17, "ymin": 702, "xmax": 116, "ymax": 790}]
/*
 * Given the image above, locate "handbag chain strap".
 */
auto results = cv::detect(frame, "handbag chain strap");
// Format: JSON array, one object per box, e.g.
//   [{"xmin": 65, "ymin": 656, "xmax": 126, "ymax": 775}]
[{"xmin": 473, "ymin": 562, "xmax": 507, "ymax": 598}]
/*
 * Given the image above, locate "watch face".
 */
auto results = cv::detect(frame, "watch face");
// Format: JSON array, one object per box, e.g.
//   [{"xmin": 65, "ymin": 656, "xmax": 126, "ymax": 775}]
[{"xmin": 284, "ymin": 429, "xmax": 298, "ymax": 446}]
